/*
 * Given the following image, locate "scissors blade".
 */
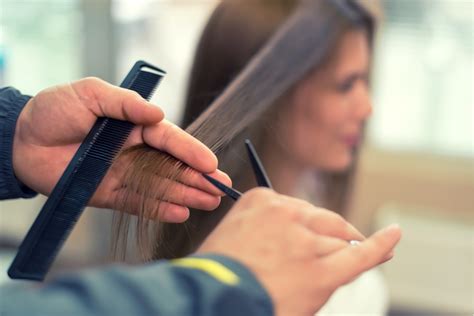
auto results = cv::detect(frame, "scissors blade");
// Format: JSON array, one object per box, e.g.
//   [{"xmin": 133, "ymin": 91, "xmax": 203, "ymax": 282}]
[
  {"xmin": 245, "ymin": 139, "xmax": 273, "ymax": 189},
  {"xmin": 202, "ymin": 174, "xmax": 242, "ymax": 201}
]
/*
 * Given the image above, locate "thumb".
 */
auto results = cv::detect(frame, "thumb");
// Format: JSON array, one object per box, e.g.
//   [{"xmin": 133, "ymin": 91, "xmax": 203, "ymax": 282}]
[{"xmin": 74, "ymin": 77, "xmax": 165, "ymax": 125}]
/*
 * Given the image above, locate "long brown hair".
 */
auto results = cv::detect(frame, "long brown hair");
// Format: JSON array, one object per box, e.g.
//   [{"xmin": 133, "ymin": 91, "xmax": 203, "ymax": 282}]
[{"xmin": 112, "ymin": 0, "xmax": 374, "ymax": 261}]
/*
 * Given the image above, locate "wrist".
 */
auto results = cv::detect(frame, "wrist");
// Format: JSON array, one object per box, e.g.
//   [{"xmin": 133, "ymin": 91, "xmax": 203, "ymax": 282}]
[
  {"xmin": 12, "ymin": 98, "xmax": 32, "ymax": 187},
  {"xmin": 0, "ymin": 87, "xmax": 37, "ymax": 199}
]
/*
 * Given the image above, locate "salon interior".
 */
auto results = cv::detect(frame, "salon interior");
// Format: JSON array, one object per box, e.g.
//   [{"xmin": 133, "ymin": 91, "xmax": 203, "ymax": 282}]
[{"xmin": 0, "ymin": 0, "xmax": 472, "ymax": 315}]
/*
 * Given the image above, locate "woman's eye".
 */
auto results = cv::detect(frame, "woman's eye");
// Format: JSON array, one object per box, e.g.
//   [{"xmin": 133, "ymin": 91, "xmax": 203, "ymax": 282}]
[
  {"xmin": 336, "ymin": 73, "xmax": 368, "ymax": 93},
  {"xmin": 336, "ymin": 78, "xmax": 355, "ymax": 93}
]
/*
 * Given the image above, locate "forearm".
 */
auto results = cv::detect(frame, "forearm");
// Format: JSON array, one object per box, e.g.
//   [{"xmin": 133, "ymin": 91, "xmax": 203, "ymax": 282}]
[
  {"xmin": 0, "ymin": 87, "xmax": 37, "ymax": 200},
  {"xmin": 1, "ymin": 254, "xmax": 273, "ymax": 316}
]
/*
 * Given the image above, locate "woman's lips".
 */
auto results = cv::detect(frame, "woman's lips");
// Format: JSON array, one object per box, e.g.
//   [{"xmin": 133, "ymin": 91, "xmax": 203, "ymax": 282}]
[{"xmin": 343, "ymin": 135, "xmax": 360, "ymax": 147}]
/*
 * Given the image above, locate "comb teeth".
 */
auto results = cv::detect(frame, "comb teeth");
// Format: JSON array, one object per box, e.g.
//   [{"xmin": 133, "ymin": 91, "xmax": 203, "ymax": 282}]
[
  {"xmin": 85, "ymin": 119, "xmax": 133, "ymax": 162},
  {"xmin": 130, "ymin": 70, "xmax": 161, "ymax": 100},
  {"xmin": 8, "ymin": 62, "xmax": 164, "ymax": 281}
]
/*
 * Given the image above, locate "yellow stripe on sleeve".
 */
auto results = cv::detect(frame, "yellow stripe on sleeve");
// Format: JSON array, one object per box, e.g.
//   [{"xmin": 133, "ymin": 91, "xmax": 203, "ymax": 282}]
[{"xmin": 171, "ymin": 258, "xmax": 240, "ymax": 286}]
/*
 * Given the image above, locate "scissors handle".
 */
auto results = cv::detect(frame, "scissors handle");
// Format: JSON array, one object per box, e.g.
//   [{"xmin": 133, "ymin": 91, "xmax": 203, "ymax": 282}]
[
  {"xmin": 203, "ymin": 140, "xmax": 271, "ymax": 201},
  {"xmin": 203, "ymin": 174, "xmax": 242, "ymax": 201},
  {"xmin": 245, "ymin": 139, "xmax": 273, "ymax": 189}
]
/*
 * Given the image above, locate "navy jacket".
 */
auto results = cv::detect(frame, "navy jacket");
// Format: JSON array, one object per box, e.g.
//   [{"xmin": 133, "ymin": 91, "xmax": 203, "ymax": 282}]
[{"xmin": 0, "ymin": 87, "xmax": 273, "ymax": 316}]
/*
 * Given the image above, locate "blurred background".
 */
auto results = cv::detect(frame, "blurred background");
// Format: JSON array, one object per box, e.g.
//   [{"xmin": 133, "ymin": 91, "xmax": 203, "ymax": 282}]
[{"xmin": 0, "ymin": 0, "xmax": 472, "ymax": 315}]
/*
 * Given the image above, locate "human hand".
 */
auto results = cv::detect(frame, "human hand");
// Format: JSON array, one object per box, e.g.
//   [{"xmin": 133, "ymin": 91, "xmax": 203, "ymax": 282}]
[
  {"xmin": 12, "ymin": 77, "xmax": 231, "ymax": 222},
  {"xmin": 197, "ymin": 188, "xmax": 401, "ymax": 316}
]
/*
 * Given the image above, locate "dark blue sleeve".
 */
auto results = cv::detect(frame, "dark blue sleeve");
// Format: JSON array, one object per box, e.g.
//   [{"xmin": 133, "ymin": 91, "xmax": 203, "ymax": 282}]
[
  {"xmin": 1, "ymin": 254, "xmax": 273, "ymax": 316},
  {"xmin": 0, "ymin": 87, "xmax": 37, "ymax": 200}
]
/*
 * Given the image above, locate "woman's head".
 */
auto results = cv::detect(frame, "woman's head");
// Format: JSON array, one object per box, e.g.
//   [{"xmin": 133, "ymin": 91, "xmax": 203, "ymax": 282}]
[
  {"xmin": 269, "ymin": 29, "xmax": 372, "ymax": 172},
  {"xmin": 183, "ymin": 0, "xmax": 374, "ymax": 173}
]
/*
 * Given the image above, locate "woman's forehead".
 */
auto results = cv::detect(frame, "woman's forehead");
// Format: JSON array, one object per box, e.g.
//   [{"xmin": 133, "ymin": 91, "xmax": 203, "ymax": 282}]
[{"xmin": 310, "ymin": 29, "xmax": 370, "ymax": 79}]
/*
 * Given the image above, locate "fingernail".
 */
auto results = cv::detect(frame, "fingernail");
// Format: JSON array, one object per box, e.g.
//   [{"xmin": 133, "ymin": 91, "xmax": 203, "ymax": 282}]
[
  {"xmin": 382, "ymin": 251, "xmax": 394, "ymax": 262},
  {"xmin": 384, "ymin": 224, "xmax": 400, "ymax": 234}
]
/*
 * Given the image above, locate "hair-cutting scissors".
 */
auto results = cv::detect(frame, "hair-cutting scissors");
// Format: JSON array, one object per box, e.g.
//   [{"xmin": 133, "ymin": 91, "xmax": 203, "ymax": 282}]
[{"xmin": 203, "ymin": 139, "xmax": 271, "ymax": 200}]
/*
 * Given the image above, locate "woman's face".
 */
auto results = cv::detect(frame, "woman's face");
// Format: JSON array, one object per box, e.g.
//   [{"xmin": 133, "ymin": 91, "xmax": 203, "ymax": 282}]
[{"xmin": 277, "ymin": 29, "xmax": 372, "ymax": 172}]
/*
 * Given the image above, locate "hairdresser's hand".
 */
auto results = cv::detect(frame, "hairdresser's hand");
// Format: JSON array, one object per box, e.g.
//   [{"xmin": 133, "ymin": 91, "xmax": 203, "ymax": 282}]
[
  {"xmin": 12, "ymin": 77, "xmax": 231, "ymax": 221},
  {"xmin": 198, "ymin": 188, "xmax": 401, "ymax": 316}
]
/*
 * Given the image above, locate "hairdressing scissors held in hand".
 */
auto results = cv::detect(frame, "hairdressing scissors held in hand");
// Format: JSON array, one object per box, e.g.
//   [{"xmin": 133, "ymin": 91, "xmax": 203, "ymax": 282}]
[
  {"xmin": 203, "ymin": 139, "xmax": 270, "ymax": 200},
  {"xmin": 203, "ymin": 139, "xmax": 361, "ymax": 246}
]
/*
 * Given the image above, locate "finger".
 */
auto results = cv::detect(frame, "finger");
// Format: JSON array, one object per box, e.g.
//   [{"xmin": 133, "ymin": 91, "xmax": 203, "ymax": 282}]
[
  {"xmin": 111, "ymin": 144, "xmax": 230, "ymax": 196},
  {"xmin": 142, "ymin": 120, "xmax": 217, "ymax": 173},
  {"xmin": 153, "ymin": 202, "xmax": 190, "ymax": 223},
  {"xmin": 123, "ymin": 125, "xmax": 145, "ymax": 148},
  {"xmin": 180, "ymin": 168, "xmax": 232, "ymax": 196},
  {"xmin": 313, "ymin": 214, "xmax": 365, "ymax": 241},
  {"xmin": 297, "ymin": 203, "xmax": 365, "ymax": 241},
  {"xmin": 299, "ymin": 227, "xmax": 353, "ymax": 257},
  {"xmin": 148, "ymin": 177, "xmax": 222, "ymax": 210},
  {"xmin": 120, "ymin": 159, "xmax": 231, "ymax": 197},
  {"xmin": 237, "ymin": 187, "xmax": 278, "ymax": 210},
  {"xmin": 115, "ymin": 176, "xmax": 222, "ymax": 211},
  {"xmin": 119, "ymin": 133, "xmax": 231, "ymax": 195},
  {"xmin": 321, "ymin": 224, "xmax": 401, "ymax": 286},
  {"xmin": 113, "ymin": 189, "xmax": 190, "ymax": 223},
  {"xmin": 75, "ymin": 77, "xmax": 165, "ymax": 125}
]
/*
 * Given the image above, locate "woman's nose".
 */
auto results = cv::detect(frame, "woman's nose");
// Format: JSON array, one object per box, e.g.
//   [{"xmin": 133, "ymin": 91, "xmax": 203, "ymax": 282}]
[{"xmin": 352, "ymin": 81, "xmax": 372, "ymax": 121}]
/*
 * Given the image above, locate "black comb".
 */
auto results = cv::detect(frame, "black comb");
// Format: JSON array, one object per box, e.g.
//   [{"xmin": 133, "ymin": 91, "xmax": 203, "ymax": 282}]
[{"xmin": 8, "ymin": 60, "xmax": 165, "ymax": 281}]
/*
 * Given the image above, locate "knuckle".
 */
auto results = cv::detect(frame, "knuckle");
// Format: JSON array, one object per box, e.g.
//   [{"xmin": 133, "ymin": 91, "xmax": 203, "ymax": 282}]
[
  {"xmin": 269, "ymin": 198, "xmax": 302, "ymax": 221},
  {"xmin": 319, "ymin": 208, "xmax": 346, "ymax": 226},
  {"xmin": 242, "ymin": 187, "xmax": 273, "ymax": 201},
  {"xmin": 161, "ymin": 124, "xmax": 178, "ymax": 147},
  {"xmin": 81, "ymin": 76, "xmax": 103, "ymax": 86},
  {"xmin": 296, "ymin": 199, "xmax": 313, "ymax": 211},
  {"xmin": 333, "ymin": 213, "xmax": 347, "ymax": 226},
  {"xmin": 74, "ymin": 77, "xmax": 106, "ymax": 99},
  {"xmin": 299, "ymin": 234, "xmax": 317, "ymax": 251},
  {"xmin": 285, "ymin": 206, "xmax": 304, "ymax": 222},
  {"xmin": 240, "ymin": 188, "xmax": 285, "ymax": 213},
  {"xmin": 128, "ymin": 90, "xmax": 142, "ymax": 100}
]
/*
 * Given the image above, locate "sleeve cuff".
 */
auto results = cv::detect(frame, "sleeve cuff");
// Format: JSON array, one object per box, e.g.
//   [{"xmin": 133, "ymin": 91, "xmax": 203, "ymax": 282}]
[
  {"xmin": 0, "ymin": 87, "xmax": 37, "ymax": 200},
  {"xmin": 186, "ymin": 253, "xmax": 274, "ymax": 314}
]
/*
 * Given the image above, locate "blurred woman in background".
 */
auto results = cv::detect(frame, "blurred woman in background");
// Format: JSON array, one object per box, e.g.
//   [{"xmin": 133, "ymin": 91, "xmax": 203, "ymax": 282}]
[{"xmin": 155, "ymin": 0, "xmax": 388, "ymax": 314}]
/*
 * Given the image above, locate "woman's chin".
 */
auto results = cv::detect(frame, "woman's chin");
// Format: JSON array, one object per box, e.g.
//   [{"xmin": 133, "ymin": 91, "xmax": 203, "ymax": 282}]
[{"xmin": 321, "ymin": 154, "xmax": 353, "ymax": 172}]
